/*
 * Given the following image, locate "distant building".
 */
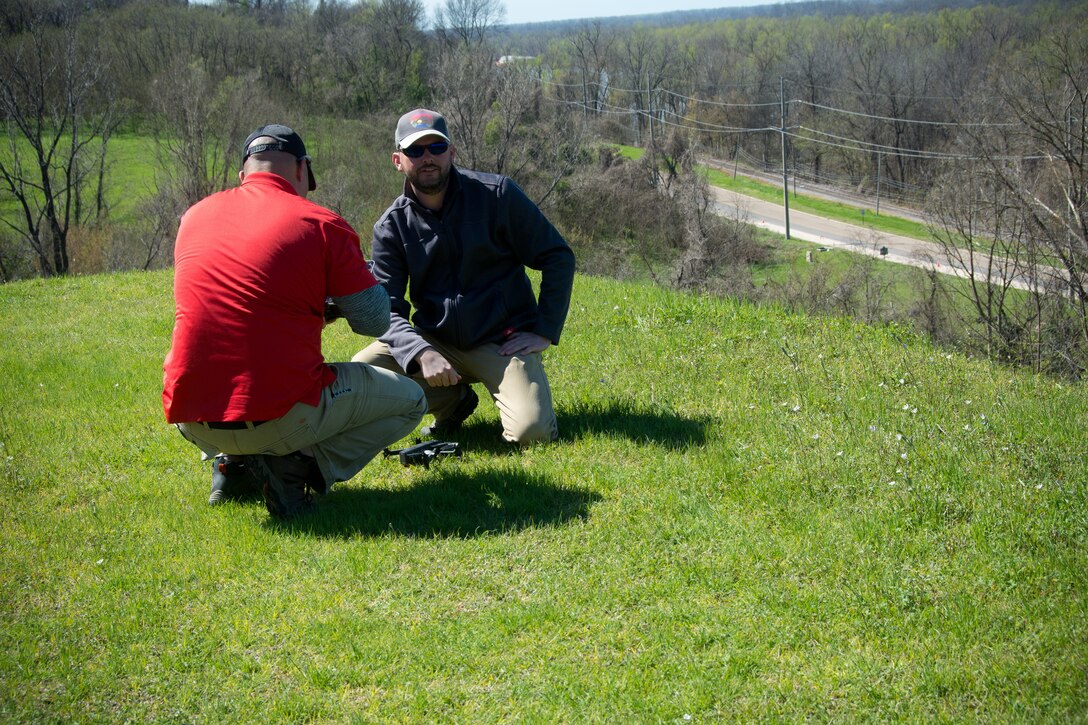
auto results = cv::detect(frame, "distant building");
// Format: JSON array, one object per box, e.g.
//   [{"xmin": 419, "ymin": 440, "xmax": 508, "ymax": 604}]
[{"xmin": 496, "ymin": 55, "xmax": 534, "ymax": 66}]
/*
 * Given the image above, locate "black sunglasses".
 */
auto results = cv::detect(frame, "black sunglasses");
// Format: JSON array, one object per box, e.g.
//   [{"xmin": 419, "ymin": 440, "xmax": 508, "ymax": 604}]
[{"xmin": 401, "ymin": 141, "xmax": 450, "ymax": 158}]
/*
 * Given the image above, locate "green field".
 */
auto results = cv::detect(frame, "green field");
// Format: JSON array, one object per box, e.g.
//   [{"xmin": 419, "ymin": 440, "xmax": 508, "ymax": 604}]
[
  {"xmin": 1, "ymin": 269, "xmax": 1085, "ymax": 720},
  {"xmin": 0, "ymin": 132, "xmax": 158, "ymax": 224}
]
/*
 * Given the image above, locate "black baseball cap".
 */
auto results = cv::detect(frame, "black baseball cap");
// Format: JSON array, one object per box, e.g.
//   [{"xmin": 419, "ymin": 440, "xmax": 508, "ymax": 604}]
[
  {"xmin": 242, "ymin": 124, "xmax": 317, "ymax": 191},
  {"xmin": 395, "ymin": 109, "xmax": 451, "ymax": 149}
]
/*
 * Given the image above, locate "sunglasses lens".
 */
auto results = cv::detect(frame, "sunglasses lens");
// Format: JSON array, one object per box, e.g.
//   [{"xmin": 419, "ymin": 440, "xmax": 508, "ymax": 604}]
[{"xmin": 403, "ymin": 142, "xmax": 448, "ymax": 158}]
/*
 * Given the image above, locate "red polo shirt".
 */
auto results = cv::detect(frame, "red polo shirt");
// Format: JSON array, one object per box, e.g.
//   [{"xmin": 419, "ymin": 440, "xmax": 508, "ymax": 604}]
[{"xmin": 163, "ymin": 172, "xmax": 378, "ymax": 423}]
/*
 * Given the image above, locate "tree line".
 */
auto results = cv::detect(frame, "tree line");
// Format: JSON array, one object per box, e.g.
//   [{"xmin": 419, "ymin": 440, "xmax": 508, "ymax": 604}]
[{"xmin": 1, "ymin": 0, "xmax": 1086, "ymax": 376}]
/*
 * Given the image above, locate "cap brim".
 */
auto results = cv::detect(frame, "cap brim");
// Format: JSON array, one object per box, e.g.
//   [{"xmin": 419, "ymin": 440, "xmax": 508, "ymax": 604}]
[
  {"xmin": 398, "ymin": 130, "xmax": 451, "ymax": 149},
  {"xmin": 306, "ymin": 162, "xmax": 316, "ymax": 191}
]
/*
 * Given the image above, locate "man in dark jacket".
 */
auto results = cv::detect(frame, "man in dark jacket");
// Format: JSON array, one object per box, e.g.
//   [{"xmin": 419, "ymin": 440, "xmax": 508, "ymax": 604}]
[{"xmin": 353, "ymin": 109, "xmax": 575, "ymax": 444}]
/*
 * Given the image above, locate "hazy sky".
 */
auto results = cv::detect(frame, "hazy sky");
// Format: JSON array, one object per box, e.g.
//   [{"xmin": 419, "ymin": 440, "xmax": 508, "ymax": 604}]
[{"xmin": 420, "ymin": 0, "xmax": 783, "ymax": 27}]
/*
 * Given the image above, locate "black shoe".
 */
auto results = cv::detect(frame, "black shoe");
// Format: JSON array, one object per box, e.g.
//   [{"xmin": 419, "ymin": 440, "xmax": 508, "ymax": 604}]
[
  {"xmin": 250, "ymin": 453, "xmax": 321, "ymax": 520},
  {"xmin": 421, "ymin": 385, "xmax": 479, "ymax": 437},
  {"xmin": 208, "ymin": 454, "xmax": 259, "ymax": 505}
]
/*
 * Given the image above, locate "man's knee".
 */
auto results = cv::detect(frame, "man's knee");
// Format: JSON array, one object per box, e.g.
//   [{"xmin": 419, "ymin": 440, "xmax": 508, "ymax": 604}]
[
  {"xmin": 408, "ymin": 383, "xmax": 429, "ymax": 419},
  {"xmin": 504, "ymin": 415, "xmax": 558, "ymax": 445},
  {"xmin": 350, "ymin": 347, "xmax": 375, "ymax": 364},
  {"xmin": 351, "ymin": 340, "xmax": 392, "ymax": 366}
]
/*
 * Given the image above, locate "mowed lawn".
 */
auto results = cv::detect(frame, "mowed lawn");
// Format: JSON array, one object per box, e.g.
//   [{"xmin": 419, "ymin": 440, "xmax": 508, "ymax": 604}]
[{"xmin": 0, "ymin": 269, "xmax": 1085, "ymax": 721}]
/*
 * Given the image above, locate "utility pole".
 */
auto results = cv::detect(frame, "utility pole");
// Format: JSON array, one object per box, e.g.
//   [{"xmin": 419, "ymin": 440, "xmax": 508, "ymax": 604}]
[
  {"xmin": 780, "ymin": 75, "xmax": 790, "ymax": 240},
  {"xmin": 876, "ymin": 150, "xmax": 882, "ymax": 215},
  {"xmin": 646, "ymin": 72, "xmax": 654, "ymax": 147}
]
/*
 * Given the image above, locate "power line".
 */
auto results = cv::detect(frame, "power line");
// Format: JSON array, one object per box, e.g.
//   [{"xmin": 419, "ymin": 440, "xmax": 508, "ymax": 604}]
[
  {"xmin": 548, "ymin": 76, "xmax": 1019, "ymax": 127},
  {"xmin": 660, "ymin": 88, "xmax": 780, "ymax": 109},
  {"xmin": 789, "ymin": 126, "xmax": 1049, "ymax": 161},
  {"xmin": 794, "ymin": 100, "xmax": 1017, "ymax": 128},
  {"xmin": 783, "ymin": 78, "xmax": 977, "ymax": 103},
  {"xmin": 543, "ymin": 78, "xmax": 780, "ymax": 109},
  {"xmin": 544, "ymin": 78, "xmax": 1047, "ymax": 163}
]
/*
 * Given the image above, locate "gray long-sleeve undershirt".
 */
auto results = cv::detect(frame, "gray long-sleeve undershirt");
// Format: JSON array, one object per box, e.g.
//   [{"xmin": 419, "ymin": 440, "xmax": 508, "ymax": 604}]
[{"xmin": 332, "ymin": 284, "xmax": 391, "ymax": 338}]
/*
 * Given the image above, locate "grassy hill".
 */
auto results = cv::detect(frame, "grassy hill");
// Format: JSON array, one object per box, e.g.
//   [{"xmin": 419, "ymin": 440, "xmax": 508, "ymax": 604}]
[{"xmin": 1, "ymin": 269, "xmax": 1085, "ymax": 720}]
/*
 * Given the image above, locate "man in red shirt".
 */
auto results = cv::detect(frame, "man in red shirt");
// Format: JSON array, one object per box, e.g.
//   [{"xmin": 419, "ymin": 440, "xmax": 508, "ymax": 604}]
[{"xmin": 163, "ymin": 124, "xmax": 426, "ymax": 519}]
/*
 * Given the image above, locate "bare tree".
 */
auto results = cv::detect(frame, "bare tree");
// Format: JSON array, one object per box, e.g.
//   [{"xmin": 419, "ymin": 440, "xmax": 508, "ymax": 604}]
[
  {"xmin": 103, "ymin": 187, "xmax": 184, "ymax": 273},
  {"xmin": 318, "ymin": 0, "xmax": 427, "ymax": 112},
  {"xmin": 432, "ymin": 46, "xmax": 496, "ymax": 171},
  {"xmin": 927, "ymin": 159, "xmax": 1043, "ymax": 367},
  {"xmin": 0, "ymin": 9, "xmax": 115, "ymax": 276},
  {"xmin": 433, "ymin": 0, "xmax": 505, "ymax": 48},
  {"xmin": 614, "ymin": 27, "xmax": 677, "ymax": 146},
  {"xmin": 150, "ymin": 63, "xmax": 280, "ymax": 209},
  {"xmin": 483, "ymin": 62, "xmax": 542, "ymax": 176},
  {"xmin": 673, "ymin": 147, "xmax": 715, "ymax": 290},
  {"xmin": 932, "ymin": 27, "xmax": 1088, "ymax": 376},
  {"xmin": 567, "ymin": 21, "xmax": 614, "ymax": 117},
  {"xmin": 999, "ymin": 30, "xmax": 1088, "ymax": 356}
]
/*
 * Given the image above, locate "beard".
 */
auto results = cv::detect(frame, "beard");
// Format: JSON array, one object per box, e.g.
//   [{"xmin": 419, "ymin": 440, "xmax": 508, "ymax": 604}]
[{"xmin": 407, "ymin": 162, "xmax": 451, "ymax": 196}]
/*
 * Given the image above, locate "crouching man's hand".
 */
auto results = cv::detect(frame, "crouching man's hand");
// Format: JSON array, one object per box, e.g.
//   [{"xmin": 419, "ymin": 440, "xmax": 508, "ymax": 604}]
[
  {"xmin": 417, "ymin": 348, "xmax": 461, "ymax": 387},
  {"xmin": 499, "ymin": 331, "xmax": 551, "ymax": 357}
]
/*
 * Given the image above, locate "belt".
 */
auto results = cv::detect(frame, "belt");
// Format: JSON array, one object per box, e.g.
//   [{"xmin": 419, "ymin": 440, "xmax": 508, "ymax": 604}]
[{"xmin": 203, "ymin": 420, "xmax": 269, "ymax": 430}]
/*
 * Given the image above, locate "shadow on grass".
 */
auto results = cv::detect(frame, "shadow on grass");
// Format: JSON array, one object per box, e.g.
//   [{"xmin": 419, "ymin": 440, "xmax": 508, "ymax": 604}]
[
  {"xmin": 557, "ymin": 399, "xmax": 710, "ymax": 449},
  {"xmin": 272, "ymin": 467, "xmax": 601, "ymax": 539},
  {"xmin": 396, "ymin": 399, "xmax": 712, "ymax": 456},
  {"xmin": 382, "ymin": 398, "xmax": 713, "ymax": 455}
]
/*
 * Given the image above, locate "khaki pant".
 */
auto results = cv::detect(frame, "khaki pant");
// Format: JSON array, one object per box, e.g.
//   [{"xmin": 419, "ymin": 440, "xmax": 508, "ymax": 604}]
[
  {"xmin": 352, "ymin": 336, "xmax": 557, "ymax": 444},
  {"xmin": 178, "ymin": 362, "xmax": 426, "ymax": 487}
]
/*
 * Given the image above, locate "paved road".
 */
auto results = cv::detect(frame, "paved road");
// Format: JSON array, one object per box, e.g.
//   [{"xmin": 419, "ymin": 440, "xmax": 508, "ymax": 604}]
[
  {"xmin": 709, "ymin": 187, "xmax": 1039, "ymax": 290},
  {"xmin": 707, "ymin": 158, "xmax": 930, "ymax": 225}
]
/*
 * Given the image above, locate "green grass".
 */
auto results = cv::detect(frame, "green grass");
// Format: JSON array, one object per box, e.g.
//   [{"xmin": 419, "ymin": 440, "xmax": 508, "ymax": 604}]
[
  {"xmin": 2, "ymin": 269, "xmax": 1086, "ymax": 720},
  {"xmin": 0, "ymin": 132, "xmax": 159, "ymax": 226},
  {"xmin": 101, "ymin": 133, "xmax": 161, "ymax": 221}
]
